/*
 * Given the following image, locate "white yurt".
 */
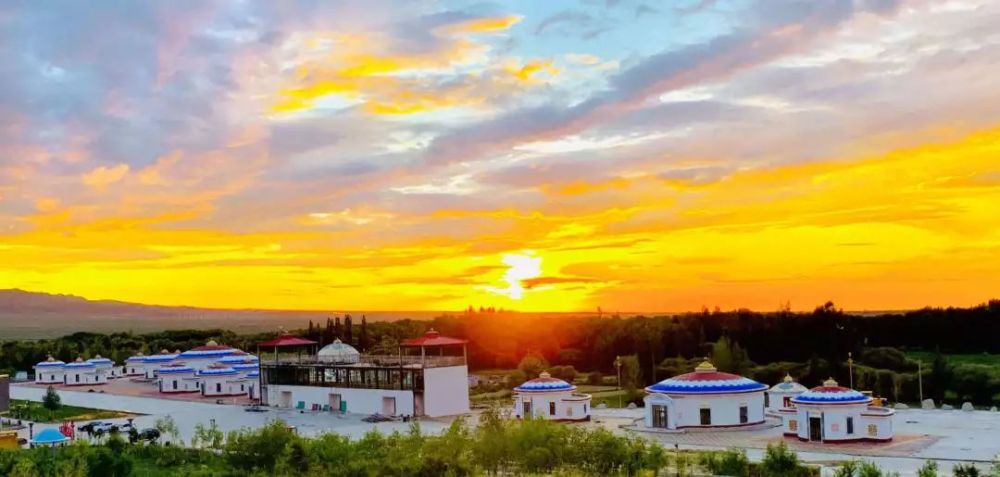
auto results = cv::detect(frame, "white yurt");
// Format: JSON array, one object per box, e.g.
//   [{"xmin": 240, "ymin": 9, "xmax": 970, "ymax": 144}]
[
  {"xmin": 644, "ymin": 361, "xmax": 767, "ymax": 430},
  {"xmin": 158, "ymin": 364, "xmax": 199, "ymax": 393},
  {"xmin": 513, "ymin": 371, "xmax": 591, "ymax": 421},
  {"xmin": 198, "ymin": 365, "xmax": 247, "ymax": 397},
  {"xmin": 767, "ymin": 374, "xmax": 807, "ymax": 413},
  {"xmin": 178, "ymin": 341, "xmax": 237, "ymax": 371},
  {"xmin": 87, "ymin": 355, "xmax": 114, "ymax": 380},
  {"xmin": 64, "ymin": 357, "xmax": 105, "ymax": 386},
  {"xmin": 125, "ymin": 352, "xmax": 146, "ymax": 376},
  {"xmin": 787, "ymin": 378, "xmax": 894, "ymax": 442},
  {"xmin": 34, "ymin": 356, "xmax": 65, "ymax": 384},
  {"xmin": 317, "ymin": 339, "xmax": 361, "ymax": 364},
  {"xmin": 142, "ymin": 350, "xmax": 179, "ymax": 379}
]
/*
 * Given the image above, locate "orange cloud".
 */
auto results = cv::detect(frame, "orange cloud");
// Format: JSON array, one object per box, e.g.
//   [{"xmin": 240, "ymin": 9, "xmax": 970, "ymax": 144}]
[
  {"xmin": 438, "ymin": 15, "xmax": 523, "ymax": 35},
  {"xmin": 82, "ymin": 164, "xmax": 129, "ymax": 190}
]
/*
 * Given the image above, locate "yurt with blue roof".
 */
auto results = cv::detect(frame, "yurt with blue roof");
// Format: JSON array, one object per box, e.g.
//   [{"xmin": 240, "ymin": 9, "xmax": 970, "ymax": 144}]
[
  {"xmin": 142, "ymin": 350, "xmax": 179, "ymax": 379},
  {"xmin": 643, "ymin": 361, "xmax": 767, "ymax": 430},
  {"xmin": 158, "ymin": 364, "xmax": 199, "ymax": 393},
  {"xmin": 787, "ymin": 378, "xmax": 894, "ymax": 442},
  {"xmin": 34, "ymin": 356, "xmax": 65, "ymax": 384},
  {"xmin": 87, "ymin": 355, "xmax": 115, "ymax": 379},
  {"xmin": 198, "ymin": 364, "xmax": 248, "ymax": 397},
  {"xmin": 513, "ymin": 371, "xmax": 591, "ymax": 421},
  {"xmin": 64, "ymin": 357, "xmax": 105, "ymax": 386},
  {"xmin": 179, "ymin": 340, "xmax": 237, "ymax": 371},
  {"xmin": 125, "ymin": 352, "xmax": 146, "ymax": 376}
]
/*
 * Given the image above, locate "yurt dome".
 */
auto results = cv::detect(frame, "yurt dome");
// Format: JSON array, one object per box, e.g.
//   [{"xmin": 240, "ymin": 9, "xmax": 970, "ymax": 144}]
[
  {"xmin": 514, "ymin": 371, "xmax": 576, "ymax": 392},
  {"xmin": 770, "ymin": 374, "xmax": 808, "ymax": 394},
  {"xmin": 180, "ymin": 340, "xmax": 235, "ymax": 359},
  {"xmin": 65, "ymin": 357, "xmax": 96, "ymax": 369},
  {"xmin": 198, "ymin": 365, "xmax": 238, "ymax": 377},
  {"xmin": 792, "ymin": 378, "xmax": 872, "ymax": 405},
  {"xmin": 126, "ymin": 352, "xmax": 145, "ymax": 362},
  {"xmin": 317, "ymin": 339, "xmax": 361, "ymax": 364},
  {"xmin": 143, "ymin": 352, "xmax": 179, "ymax": 363},
  {"xmin": 36, "ymin": 356, "xmax": 65, "ymax": 368},
  {"xmin": 646, "ymin": 361, "xmax": 767, "ymax": 394},
  {"xmin": 87, "ymin": 355, "xmax": 113, "ymax": 366},
  {"xmin": 219, "ymin": 354, "xmax": 259, "ymax": 365},
  {"xmin": 157, "ymin": 364, "xmax": 195, "ymax": 374}
]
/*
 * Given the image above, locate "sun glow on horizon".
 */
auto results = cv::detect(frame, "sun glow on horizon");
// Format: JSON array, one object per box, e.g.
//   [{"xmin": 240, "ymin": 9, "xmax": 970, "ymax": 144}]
[{"xmin": 485, "ymin": 252, "xmax": 543, "ymax": 300}]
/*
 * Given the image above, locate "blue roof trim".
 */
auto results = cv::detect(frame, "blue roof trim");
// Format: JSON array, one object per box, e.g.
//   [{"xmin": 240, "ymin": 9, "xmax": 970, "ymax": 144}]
[
  {"xmin": 645, "ymin": 379, "xmax": 767, "ymax": 395},
  {"xmin": 143, "ymin": 355, "xmax": 178, "ymax": 362},
  {"xmin": 64, "ymin": 362, "xmax": 96, "ymax": 368},
  {"xmin": 35, "ymin": 361, "xmax": 65, "ymax": 368},
  {"xmin": 514, "ymin": 381, "xmax": 575, "ymax": 392},
  {"xmin": 198, "ymin": 368, "xmax": 238, "ymax": 376},
  {"xmin": 791, "ymin": 391, "xmax": 871, "ymax": 404},
  {"xmin": 158, "ymin": 366, "xmax": 194, "ymax": 374}
]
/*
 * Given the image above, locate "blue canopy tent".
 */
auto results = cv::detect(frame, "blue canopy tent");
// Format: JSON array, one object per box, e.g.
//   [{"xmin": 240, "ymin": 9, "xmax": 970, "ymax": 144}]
[{"xmin": 31, "ymin": 428, "xmax": 69, "ymax": 447}]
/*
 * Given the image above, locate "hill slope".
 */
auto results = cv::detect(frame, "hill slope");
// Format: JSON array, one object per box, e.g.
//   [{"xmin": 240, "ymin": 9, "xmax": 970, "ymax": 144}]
[{"xmin": 0, "ymin": 289, "xmax": 437, "ymax": 339}]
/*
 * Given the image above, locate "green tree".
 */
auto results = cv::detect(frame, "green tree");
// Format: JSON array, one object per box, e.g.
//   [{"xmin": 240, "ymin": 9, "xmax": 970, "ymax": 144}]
[
  {"xmin": 42, "ymin": 386, "xmax": 61, "ymax": 411},
  {"xmin": 619, "ymin": 355, "xmax": 642, "ymax": 396},
  {"xmin": 154, "ymin": 415, "xmax": 182, "ymax": 446},
  {"xmin": 192, "ymin": 421, "xmax": 225, "ymax": 450},
  {"xmin": 518, "ymin": 352, "xmax": 549, "ymax": 379},
  {"xmin": 712, "ymin": 336, "xmax": 735, "ymax": 373}
]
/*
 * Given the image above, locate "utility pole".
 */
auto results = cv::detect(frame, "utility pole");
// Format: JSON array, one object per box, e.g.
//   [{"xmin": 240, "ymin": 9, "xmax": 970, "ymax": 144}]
[
  {"xmin": 848, "ymin": 352, "xmax": 854, "ymax": 389},
  {"xmin": 918, "ymin": 359, "xmax": 923, "ymax": 403},
  {"xmin": 614, "ymin": 356, "xmax": 623, "ymax": 408}
]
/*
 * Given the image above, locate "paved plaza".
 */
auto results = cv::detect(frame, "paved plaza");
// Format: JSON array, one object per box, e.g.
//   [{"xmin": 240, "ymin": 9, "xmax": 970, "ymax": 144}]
[
  {"xmin": 589, "ymin": 408, "xmax": 1000, "ymax": 475},
  {"xmin": 10, "ymin": 384, "xmax": 1000, "ymax": 476}
]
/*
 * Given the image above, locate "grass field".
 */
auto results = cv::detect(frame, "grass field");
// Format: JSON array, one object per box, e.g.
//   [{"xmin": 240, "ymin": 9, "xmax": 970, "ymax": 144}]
[
  {"xmin": 905, "ymin": 351, "xmax": 1000, "ymax": 368},
  {"xmin": 8, "ymin": 399, "xmax": 133, "ymax": 423}
]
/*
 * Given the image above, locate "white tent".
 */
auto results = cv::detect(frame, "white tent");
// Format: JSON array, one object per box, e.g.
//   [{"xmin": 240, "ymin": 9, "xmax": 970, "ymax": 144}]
[{"xmin": 316, "ymin": 339, "xmax": 361, "ymax": 364}]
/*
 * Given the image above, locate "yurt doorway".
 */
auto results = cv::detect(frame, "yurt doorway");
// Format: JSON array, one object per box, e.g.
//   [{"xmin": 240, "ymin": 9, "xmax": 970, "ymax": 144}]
[
  {"xmin": 809, "ymin": 416, "xmax": 823, "ymax": 441},
  {"xmin": 651, "ymin": 405, "xmax": 668, "ymax": 428},
  {"xmin": 329, "ymin": 393, "xmax": 342, "ymax": 412},
  {"xmin": 382, "ymin": 397, "xmax": 396, "ymax": 415}
]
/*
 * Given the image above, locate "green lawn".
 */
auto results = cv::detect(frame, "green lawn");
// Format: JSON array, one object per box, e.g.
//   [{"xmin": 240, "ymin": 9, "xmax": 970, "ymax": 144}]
[
  {"xmin": 905, "ymin": 351, "xmax": 1000, "ymax": 367},
  {"xmin": 8, "ymin": 399, "xmax": 133, "ymax": 423}
]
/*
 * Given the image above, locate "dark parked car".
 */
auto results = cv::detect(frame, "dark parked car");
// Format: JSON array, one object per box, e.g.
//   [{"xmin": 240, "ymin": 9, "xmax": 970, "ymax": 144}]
[{"xmin": 138, "ymin": 428, "xmax": 160, "ymax": 442}]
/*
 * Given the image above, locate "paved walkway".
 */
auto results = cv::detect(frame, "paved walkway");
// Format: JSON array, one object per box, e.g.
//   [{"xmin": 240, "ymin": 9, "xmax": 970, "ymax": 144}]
[
  {"xmin": 11, "ymin": 384, "xmax": 453, "ymax": 445},
  {"xmin": 590, "ymin": 408, "xmax": 1000, "ymax": 476}
]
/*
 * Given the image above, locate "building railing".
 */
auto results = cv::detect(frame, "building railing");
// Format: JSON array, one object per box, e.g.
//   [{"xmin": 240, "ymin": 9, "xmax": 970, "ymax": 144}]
[
  {"xmin": 263, "ymin": 354, "xmax": 465, "ymax": 369},
  {"xmin": 260, "ymin": 364, "xmax": 424, "ymax": 391}
]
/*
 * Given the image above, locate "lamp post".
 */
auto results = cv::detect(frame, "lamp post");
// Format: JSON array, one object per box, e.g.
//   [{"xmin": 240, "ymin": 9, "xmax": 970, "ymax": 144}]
[
  {"xmin": 614, "ymin": 356, "xmax": 623, "ymax": 408},
  {"xmin": 848, "ymin": 352, "xmax": 854, "ymax": 389}
]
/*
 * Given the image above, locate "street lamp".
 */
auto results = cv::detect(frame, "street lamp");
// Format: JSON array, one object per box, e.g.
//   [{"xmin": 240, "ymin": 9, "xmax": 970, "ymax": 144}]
[
  {"xmin": 614, "ymin": 356, "xmax": 623, "ymax": 408},
  {"xmin": 848, "ymin": 352, "xmax": 854, "ymax": 389}
]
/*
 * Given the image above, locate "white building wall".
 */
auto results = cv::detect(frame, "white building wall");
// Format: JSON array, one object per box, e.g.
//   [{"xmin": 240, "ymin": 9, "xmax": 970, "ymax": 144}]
[
  {"xmin": 767, "ymin": 391, "xmax": 799, "ymax": 413},
  {"xmin": 792, "ymin": 404, "xmax": 893, "ymax": 441},
  {"xmin": 64, "ymin": 371, "xmax": 105, "ymax": 386},
  {"xmin": 35, "ymin": 370, "xmax": 64, "ymax": 384},
  {"xmin": 645, "ymin": 392, "xmax": 765, "ymax": 429},
  {"xmin": 201, "ymin": 376, "xmax": 248, "ymax": 396},
  {"xmin": 159, "ymin": 375, "xmax": 200, "ymax": 393},
  {"xmin": 125, "ymin": 363, "xmax": 144, "ymax": 376},
  {"xmin": 422, "ymin": 365, "xmax": 470, "ymax": 417},
  {"xmin": 266, "ymin": 384, "xmax": 415, "ymax": 416},
  {"xmin": 513, "ymin": 391, "xmax": 591, "ymax": 421}
]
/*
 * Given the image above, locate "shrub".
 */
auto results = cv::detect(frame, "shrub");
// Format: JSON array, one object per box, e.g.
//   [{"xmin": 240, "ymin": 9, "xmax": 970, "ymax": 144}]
[
  {"xmin": 587, "ymin": 371, "xmax": 603, "ymax": 385},
  {"xmin": 42, "ymin": 386, "xmax": 61, "ymax": 411},
  {"xmin": 701, "ymin": 449, "xmax": 749, "ymax": 476},
  {"xmin": 762, "ymin": 441, "xmax": 799, "ymax": 475},
  {"xmin": 917, "ymin": 460, "xmax": 938, "ymax": 477},
  {"xmin": 549, "ymin": 365, "xmax": 578, "ymax": 382}
]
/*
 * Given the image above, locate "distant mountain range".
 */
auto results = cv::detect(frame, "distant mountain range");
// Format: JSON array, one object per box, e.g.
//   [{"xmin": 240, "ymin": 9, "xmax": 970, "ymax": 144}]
[{"xmin": 0, "ymin": 289, "xmax": 440, "ymax": 339}]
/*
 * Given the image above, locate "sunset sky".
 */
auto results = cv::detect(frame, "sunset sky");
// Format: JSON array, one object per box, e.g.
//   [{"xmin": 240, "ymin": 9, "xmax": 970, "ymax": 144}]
[{"xmin": 1, "ymin": 0, "xmax": 998, "ymax": 312}]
